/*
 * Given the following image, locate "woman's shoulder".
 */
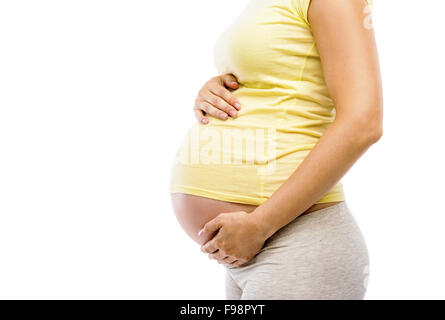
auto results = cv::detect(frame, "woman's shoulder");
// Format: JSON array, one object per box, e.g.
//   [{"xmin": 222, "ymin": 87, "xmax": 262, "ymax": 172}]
[{"xmin": 291, "ymin": 0, "xmax": 373, "ymax": 27}]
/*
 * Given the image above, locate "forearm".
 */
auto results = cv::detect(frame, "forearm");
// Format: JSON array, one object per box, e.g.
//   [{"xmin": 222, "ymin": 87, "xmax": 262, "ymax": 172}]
[{"xmin": 251, "ymin": 116, "xmax": 382, "ymax": 239}]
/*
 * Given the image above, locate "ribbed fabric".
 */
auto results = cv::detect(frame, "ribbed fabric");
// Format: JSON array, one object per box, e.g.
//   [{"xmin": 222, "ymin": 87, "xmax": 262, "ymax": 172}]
[{"xmin": 170, "ymin": 0, "xmax": 373, "ymax": 206}]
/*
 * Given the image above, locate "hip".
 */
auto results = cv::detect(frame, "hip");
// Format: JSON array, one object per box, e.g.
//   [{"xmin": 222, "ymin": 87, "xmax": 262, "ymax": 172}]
[{"xmin": 225, "ymin": 201, "xmax": 370, "ymax": 299}]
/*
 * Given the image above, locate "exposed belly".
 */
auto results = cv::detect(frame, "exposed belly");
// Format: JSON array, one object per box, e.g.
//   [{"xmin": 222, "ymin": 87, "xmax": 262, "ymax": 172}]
[
  {"xmin": 171, "ymin": 192, "xmax": 340, "ymax": 245},
  {"xmin": 170, "ymin": 193, "xmax": 258, "ymax": 245}
]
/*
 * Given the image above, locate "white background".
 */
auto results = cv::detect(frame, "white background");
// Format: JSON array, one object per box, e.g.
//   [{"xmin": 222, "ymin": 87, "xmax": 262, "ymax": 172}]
[{"xmin": 0, "ymin": 0, "xmax": 444, "ymax": 299}]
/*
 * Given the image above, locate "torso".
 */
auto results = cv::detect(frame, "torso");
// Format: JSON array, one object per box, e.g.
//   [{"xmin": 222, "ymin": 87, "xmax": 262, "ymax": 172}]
[
  {"xmin": 170, "ymin": 0, "xmax": 347, "ymax": 242},
  {"xmin": 171, "ymin": 193, "xmax": 341, "ymax": 245},
  {"xmin": 170, "ymin": 0, "xmax": 346, "ymax": 207}
]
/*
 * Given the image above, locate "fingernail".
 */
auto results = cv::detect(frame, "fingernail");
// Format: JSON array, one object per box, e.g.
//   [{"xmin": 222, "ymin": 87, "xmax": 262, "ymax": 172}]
[
  {"xmin": 198, "ymin": 229, "xmax": 203, "ymax": 236},
  {"xmin": 231, "ymin": 82, "xmax": 238, "ymax": 86},
  {"xmin": 201, "ymin": 118, "xmax": 208, "ymax": 124},
  {"xmin": 230, "ymin": 110, "xmax": 238, "ymax": 118},
  {"xmin": 234, "ymin": 102, "xmax": 241, "ymax": 109}
]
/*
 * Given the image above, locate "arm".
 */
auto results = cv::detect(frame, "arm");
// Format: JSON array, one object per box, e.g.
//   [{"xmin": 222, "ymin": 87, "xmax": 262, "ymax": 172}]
[
  {"xmin": 252, "ymin": 0, "xmax": 383, "ymax": 239},
  {"xmin": 200, "ymin": 0, "xmax": 382, "ymax": 266}
]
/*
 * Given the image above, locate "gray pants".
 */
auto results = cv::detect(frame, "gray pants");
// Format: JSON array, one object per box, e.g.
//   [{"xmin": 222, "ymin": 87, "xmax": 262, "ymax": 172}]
[{"xmin": 224, "ymin": 201, "xmax": 370, "ymax": 300}]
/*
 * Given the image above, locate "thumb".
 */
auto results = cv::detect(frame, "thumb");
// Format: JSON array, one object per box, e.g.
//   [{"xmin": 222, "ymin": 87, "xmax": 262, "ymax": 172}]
[
  {"xmin": 198, "ymin": 217, "xmax": 222, "ymax": 238},
  {"xmin": 221, "ymin": 73, "xmax": 239, "ymax": 89}
]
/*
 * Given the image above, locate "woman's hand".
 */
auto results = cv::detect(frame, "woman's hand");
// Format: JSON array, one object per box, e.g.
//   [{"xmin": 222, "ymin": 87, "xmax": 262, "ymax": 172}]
[
  {"xmin": 193, "ymin": 74, "xmax": 242, "ymax": 124},
  {"xmin": 198, "ymin": 211, "xmax": 268, "ymax": 268}
]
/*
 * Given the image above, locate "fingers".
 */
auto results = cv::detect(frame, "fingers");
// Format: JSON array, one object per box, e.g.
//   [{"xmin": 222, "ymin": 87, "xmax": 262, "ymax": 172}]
[
  {"xmin": 201, "ymin": 238, "xmax": 219, "ymax": 254},
  {"xmin": 221, "ymin": 73, "xmax": 240, "ymax": 90},
  {"xmin": 215, "ymin": 256, "xmax": 238, "ymax": 265},
  {"xmin": 194, "ymin": 100, "xmax": 228, "ymax": 121},
  {"xmin": 229, "ymin": 260, "xmax": 244, "ymax": 268},
  {"xmin": 203, "ymin": 91, "xmax": 239, "ymax": 118},
  {"xmin": 193, "ymin": 74, "xmax": 242, "ymax": 122},
  {"xmin": 217, "ymin": 75, "xmax": 241, "ymax": 110},
  {"xmin": 208, "ymin": 250, "xmax": 225, "ymax": 260},
  {"xmin": 209, "ymin": 87, "xmax": 241, "ymax": 112},
  {"xmin": 198, "ymin": 217, "xmax": 222, "ymax": 241},
  {"xmin": 217, "ymin": 256, "xmax": 245, "ymax": 268},
  {"xmin": 208, "ymin": 250, "xmax": 234, "ymax": 262},
  {"xmin": 193, "ymin": 107, "xmax": 209, "ymax": 124},
  {"xmin": 207, "ymin": 250, "xmax": 237, "ymax": 265},
  {"xmin": 223, "ymin": 256, "xmax": 237, "ymax": 264}
]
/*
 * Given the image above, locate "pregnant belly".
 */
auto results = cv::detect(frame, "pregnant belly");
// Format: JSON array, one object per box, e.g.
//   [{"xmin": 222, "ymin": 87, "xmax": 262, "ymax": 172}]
[
  {"xmin": 170, "ymin": 193, "xmax": 341, "ymax": 246},
  {"xmin": 170, "ymin": 193, "xmax": 258, "ymax": 245}
]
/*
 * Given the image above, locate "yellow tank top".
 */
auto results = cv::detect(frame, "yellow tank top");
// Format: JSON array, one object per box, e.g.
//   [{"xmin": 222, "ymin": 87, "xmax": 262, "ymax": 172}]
[{"xmin": 170, "ymin": 0, "xmax": 374, "ymax": 206}]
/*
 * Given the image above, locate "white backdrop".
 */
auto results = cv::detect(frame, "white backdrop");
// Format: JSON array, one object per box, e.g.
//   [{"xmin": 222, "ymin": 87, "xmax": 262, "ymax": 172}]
[{"xmin": 0, "ymin": 0, "xmax": 444, "ymax": 299}]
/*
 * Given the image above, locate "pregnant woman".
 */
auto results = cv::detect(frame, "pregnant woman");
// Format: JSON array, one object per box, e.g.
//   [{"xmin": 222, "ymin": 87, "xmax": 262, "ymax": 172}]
[{"xmin": 170, "ymin": 0, "xmax": 382, "ymax": 299}]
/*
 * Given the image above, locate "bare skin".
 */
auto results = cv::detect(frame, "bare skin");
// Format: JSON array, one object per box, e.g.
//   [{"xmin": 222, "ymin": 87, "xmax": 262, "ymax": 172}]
[
  {"xmin": 193, "ymin": 74, "xmax": 242, "ymax": 124},
  {"xmin": 172, "ymin": 0, "xmax": 381, "ymax": 267},
  {"xmin": 171, "ymin": 193, "xmax": 339, "ymax": 246},
  {"xmin": 198, "ymin": 0, "xmax": 383, "ymax": 267}
]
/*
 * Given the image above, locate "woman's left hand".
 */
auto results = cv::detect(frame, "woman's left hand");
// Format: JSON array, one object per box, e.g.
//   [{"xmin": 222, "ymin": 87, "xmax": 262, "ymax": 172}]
[{"xmin": 198, "ymin": 211, "xmax": 268, "ymax": 267}]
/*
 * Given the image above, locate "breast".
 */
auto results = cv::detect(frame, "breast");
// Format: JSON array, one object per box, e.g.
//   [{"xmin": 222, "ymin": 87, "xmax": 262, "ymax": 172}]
[
  {"xmin": 170, "ymin": 193, "xmax": 257, "ymax": 245},
  {"xmin": 213, "ymin": 0, "xmax": 316, "ymax": 86}
]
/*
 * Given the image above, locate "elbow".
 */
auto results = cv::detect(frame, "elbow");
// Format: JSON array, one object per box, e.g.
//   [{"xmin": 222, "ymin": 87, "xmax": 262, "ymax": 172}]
[
  {"xmin": 346, "ymin": 122, "xmax": 382, "ymax": 150},
  {"xmin": 336, "ymin": 105, "xmax": 383, "ymax": 147},
  {"xmin": 334, "ymin": 90, "xmax": 384, "ymax": 147},
  {"xmin": 355, "ymin": 118, "xmax": 383, "ymax": 147},
  {"xmin": 369, "ymin": 123, "xmax": 383, "ymax": 144},
  {"xmin": 364, "ymin": 102, "xmax": 384, "ymax": 145}
]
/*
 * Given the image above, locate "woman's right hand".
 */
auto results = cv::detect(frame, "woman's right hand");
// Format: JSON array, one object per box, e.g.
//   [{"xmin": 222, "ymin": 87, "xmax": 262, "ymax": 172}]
[{"xmin": 194, "ymin": 73, "xmax": 242, "ymax": 124}]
